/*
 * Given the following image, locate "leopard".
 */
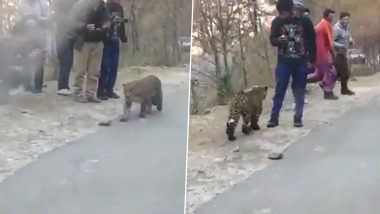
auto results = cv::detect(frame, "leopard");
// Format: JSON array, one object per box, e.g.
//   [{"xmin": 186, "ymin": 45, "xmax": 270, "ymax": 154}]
[
  {"xmin": 226, "ymin": 85, "xmax": 268, "ymax": 141},
  {"xmin": 120, "ymin": 75, "xmax": 163, "ymax": 122}
]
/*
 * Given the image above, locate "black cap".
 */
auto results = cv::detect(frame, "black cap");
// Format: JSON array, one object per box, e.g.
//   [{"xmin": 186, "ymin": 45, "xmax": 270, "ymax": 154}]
[{"xmin": 276, "ymin": 0, "xmax": 294, "ymax": 12}]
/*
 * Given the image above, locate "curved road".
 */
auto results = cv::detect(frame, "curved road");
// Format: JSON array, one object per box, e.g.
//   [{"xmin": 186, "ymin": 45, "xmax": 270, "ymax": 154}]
[
  {"xmin": 196, "ymin": 100, "xmax": 380, "ymax": 214},
  {"xmin": 0, "ymin": 88, "xmax": 189, "ymax": 214}
]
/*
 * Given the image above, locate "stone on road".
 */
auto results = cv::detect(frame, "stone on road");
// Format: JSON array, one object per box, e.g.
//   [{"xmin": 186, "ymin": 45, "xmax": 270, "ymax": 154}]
[
  {"xmin": 0, "ymin": 89, "xmax": 189, "ymax": 214},
  {"xmin": 196, "ymin": 100, "xmax": 380, "ymax": 214}
]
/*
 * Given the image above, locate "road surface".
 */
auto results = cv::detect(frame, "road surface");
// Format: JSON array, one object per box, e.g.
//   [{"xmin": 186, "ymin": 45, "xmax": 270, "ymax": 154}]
[
  {"xmin": 0, "ymin": 88, "xmax": 189, "ymax": 214},
  {"xmin": 196, "ymin": 100, "xmax": 380, "ymax": 214}
]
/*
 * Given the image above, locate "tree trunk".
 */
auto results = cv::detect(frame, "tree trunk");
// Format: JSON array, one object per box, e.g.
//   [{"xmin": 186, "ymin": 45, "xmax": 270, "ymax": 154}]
[
  {"xmin": 190, "ymin": 79, "xmax": 199, "ymax": 114},
  {"xmin": 253, "ymin": 0, "xmax": 258, "ymax": 34},
  {"xmin": 171, "ymin": 0, "xmax": 180, "ymax": 65},
  {"xmin": 130, "ymin": 0, "xmax": 140, "ymax": 53},
  {"xmin": 238, "ymin": 26, "xmax": 248, "ymax": 87}
]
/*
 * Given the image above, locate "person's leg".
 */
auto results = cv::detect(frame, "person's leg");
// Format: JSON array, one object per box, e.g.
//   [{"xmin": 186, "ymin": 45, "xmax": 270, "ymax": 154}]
[
  {"xmin": 22, "ymin": 55, "xmax": 34, "ymax": 92},
  {"xmin": 98, "ymin": 43, "xmax": 111, "ymax": 99},
  {"xmin": 73, "ymin": 43, "xmax": 90, "ymax": 102},
  {"xmin": 291, "ymin": 64, "xmax": 308, "ymax": 127},
  {"xmin": 335, "ymin": 54, "xmax": 355, "ymax": 95},
  {"xmin": 106, "ymin": 41, "xmax": 120, "ymax": 98},
  {"xmin": 267, "ymin": 62, "xmax": 291, "ymax": 128},
  {"xmin": 32, "ymin": 51, "xmax": 46, "ymax": 93},
  {"xmin": 341, "ymin": 54, "xmax": 355, "ymax": 95},
  {"xmin": 86, "ymin": 42, "xmax": 103, "ymax": 103},
  {"xmin": 58, "ymin": 37, "xmax": 74, "ymax": 94},
  {"xmin": 306, "ymin": 67, "xmax": 322, "ymax": 83},
  {"xmin": 319, "ymin": 63, "xmax": 338, "ymax": 99},
  {"xmin": 293, "ymin": 66, "xmax": 315, "ymax": 108}
]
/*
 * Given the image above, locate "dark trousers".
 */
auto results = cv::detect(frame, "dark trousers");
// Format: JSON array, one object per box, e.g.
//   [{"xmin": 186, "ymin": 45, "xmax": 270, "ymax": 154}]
[
  {"xmin": 24, "ymin": 51, "xmax": 45, "ymax": 91},
  {"xmin": 271, "ymin": 62, "xmax": 308, "ymax": 119},
  {"xmin": 334, "ymin": 53, "xmax": 350, "ymax": 89},
  {"xmin": 34, "ymin": 60, "xmax": 44, "ymax": 91},
  {"xmin": 57, "ymin": 36, "xmax": 74, "ymax": 90},
  {"xmin": 98, "ymin": 41, "xmax": 120, "ymax": 95}
]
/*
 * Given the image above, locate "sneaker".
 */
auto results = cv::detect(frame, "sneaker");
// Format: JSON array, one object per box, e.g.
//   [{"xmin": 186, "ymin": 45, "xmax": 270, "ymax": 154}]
[
  {"xmin": 294, "ymin": 116, "xmax": 303, "ymax": 128},
  {"xmin": 87, "ymin": 96, "xmax": 101, "ymax": 103},
  {"xmin": 107, "ymin": 91, "xmax": 120, "ymax": 99},
  {"xmin": 267, "ymin": 118, "xmax": 279, "ymax": 128},
  {"xmin": 58, "ymin": 89, "xmax": 72, "ymax": 96}
]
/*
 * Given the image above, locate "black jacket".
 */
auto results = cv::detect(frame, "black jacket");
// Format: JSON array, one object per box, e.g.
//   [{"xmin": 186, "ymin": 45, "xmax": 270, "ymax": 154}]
[
  {"xmin": 84, "ymin": 1, "xmax": 110, "ymax": 42},
  {"xmin": 105, "ymin": 1, "xmax": 127, "ymax": 43},
  {"xmin": 270, "ymin": 15, "xmax": 316, "ymax": 65}
]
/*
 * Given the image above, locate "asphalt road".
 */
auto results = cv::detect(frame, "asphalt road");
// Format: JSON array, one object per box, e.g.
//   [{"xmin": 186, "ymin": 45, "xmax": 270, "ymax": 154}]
[
  {"xmin": 0, "ymin": 88, "xmax": 189, "ymax": 214},
  {"xmin": 196, "ymin": 100, "xmax": 380, "ymax": 214}
]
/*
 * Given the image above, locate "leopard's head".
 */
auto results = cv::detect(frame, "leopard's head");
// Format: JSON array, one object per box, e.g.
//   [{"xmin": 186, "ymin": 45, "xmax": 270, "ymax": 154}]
[
  {"xmin": 122, "ymin": 81, "xmax": 143, "ymax": 102},
  {"xmin": 244, "ymin": 85, "xmax": 268, "ymax": 100}
]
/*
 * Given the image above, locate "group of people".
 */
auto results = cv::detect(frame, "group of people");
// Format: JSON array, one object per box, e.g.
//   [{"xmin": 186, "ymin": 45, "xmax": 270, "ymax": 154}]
[
  {"xmin": 267, "ymin": 0, "xmax": 356, "ymax": 128},
  {"xmin": 2, "ymin": 0, "xmax": 127, "ymax": 103}
]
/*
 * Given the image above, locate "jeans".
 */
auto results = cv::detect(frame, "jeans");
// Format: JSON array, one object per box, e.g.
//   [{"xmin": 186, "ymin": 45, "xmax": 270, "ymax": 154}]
[
  {"xmin": 98, "ymin": 41, "xmax": 120, "ymax": 95},
  {"xmin": 271, "ymin": 62, "xmax": 308, "ymax": 119},
  {"xmin": 57, "ymin": 36, "xmax": 74, "ymax": 90}
]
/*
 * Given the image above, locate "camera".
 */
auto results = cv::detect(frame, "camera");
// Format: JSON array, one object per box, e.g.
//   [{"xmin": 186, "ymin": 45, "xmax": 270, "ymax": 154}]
[{"xmin": 110, "ymin": 12, "xmax": 128, "ymax": 24}]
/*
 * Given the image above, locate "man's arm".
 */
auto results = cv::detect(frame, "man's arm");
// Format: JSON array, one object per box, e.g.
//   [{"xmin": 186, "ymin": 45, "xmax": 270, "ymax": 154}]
[
  {"xmin": 303, "ymin": 16, "xmax": 316, "ymax": 64},
  {"xmin": 118, "ymin": 4, "xmax": 127, "ymax": 43},
  {"xmin": 37, "ymin": 0, "xmax": 51, "ymax": 27},
  {"xmin": 67, "ymin": 0, "xmax": 89, "ymax": 39},
  {"xmin": 269, "ymin": 17, "xmax": 283, "ymax": 47},
  {"xmin": 324, "ymin": 29, "xmax": 335, "ymax": 58},
  {"xmin": 100, "ymin": 2, "xmax": 111, "ymax": 30},
  {"xmin": 348, "ymin": 29, "xmax": 354, "ymax": 46}
]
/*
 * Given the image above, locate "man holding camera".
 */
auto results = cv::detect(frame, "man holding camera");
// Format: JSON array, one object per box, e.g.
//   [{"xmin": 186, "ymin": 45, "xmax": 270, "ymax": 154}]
[
  {"xmin": 97, "ymin": 0, "xmax": 128, "ymax": 100},
  {"xmin": 68, "ymin": 0, "xmax": 110, "ymax": 103}
]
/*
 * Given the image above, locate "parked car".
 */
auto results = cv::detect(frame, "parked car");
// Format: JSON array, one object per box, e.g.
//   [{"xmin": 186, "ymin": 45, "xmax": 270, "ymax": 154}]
[{"xmin": 348, "ymin": 49, "xmax": 367, "ymax": 64}]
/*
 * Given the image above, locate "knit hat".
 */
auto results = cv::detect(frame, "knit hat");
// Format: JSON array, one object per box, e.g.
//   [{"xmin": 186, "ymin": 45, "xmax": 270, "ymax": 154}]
[
  {"xmin": 293, "ymin": 0, "xmax": 304, "ymax": 8},
  {"xmin": 276, "ymin": 0, "xmax": 294, "ymax": 12},
  {"xmin": 293, "ymin": 0, "xmax": 305, "ymax": 13}
]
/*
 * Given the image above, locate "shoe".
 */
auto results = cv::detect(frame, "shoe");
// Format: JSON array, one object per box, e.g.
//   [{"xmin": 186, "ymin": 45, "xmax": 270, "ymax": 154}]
[
  {"xmin": 58, "ymin": 89, "xmax": 72, "ymax": 96},
  {"xmin": 97, "ymin": 90, "xmax": 108, "ymax": 100},
  {"xmin": 97, "ymin": 93, "xmax": 109, "ymax": 100},
  {"xmin": 294, "ymin": 116, "xmax": 303, "ymax": 128},
  {"xmin": 318, "ymin": 82, "xmax": 323, "ymax": 90},
  {"xmin": 31, "ymin": 88, "xmax": 42, "ymax": 94},
  {"xmin": 341, "ymin": 88, "xmax": 355, "ymax": 96},
  {"xmin": 87, "ymin": 96, "xmax": 101, "ymax": 103},
  {"xmin": 107, "ymin": 91, "xmax": 120, "ymax": 99},
  {"xmin": 267, "ymin": 118, "xmax": 279, "ymax": 128},
  {"xmin": 324, "ymin": 91, "xmax": 339, "ymax": 100},
  {"xmin": 74, "ymin": 96, "xmax": 88, "ymax": 103}
]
